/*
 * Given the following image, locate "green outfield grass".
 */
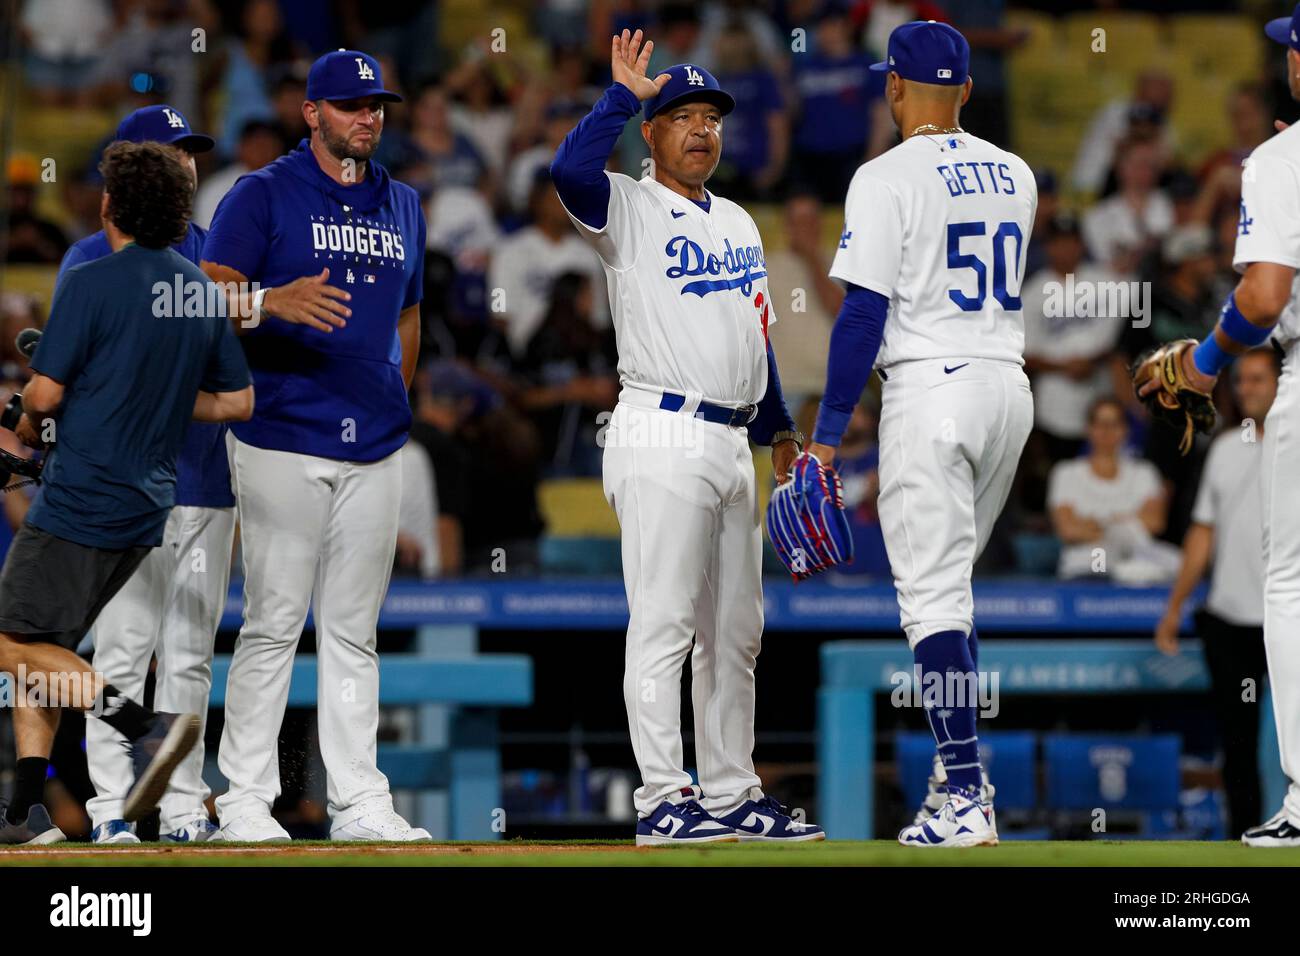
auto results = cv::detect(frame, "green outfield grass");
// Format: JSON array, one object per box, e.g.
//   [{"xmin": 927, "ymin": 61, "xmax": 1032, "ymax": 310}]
[{"xmin": 1, "ymin": 840, "xmax": 1298, "ymax": 867}]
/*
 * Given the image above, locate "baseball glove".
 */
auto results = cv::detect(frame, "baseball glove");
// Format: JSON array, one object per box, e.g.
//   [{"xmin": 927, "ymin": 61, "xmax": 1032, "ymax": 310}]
[
  {"xmin": 1131, "ymin": 338, "xmax": 1216, "ymax": 456},
  {"xmin": 766, "ymin": 451, "xmax": 854, "ymax": 581}
]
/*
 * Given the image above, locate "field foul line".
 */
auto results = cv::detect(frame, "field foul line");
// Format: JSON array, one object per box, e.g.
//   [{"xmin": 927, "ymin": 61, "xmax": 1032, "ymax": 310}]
[{"xmin": 0, "ymin": 843, "xmax": 643, "ymax": 858}]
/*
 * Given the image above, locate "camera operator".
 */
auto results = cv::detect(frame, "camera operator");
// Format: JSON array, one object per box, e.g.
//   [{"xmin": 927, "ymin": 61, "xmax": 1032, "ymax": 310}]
[{"xmin": 0, "ymin": 141, "xmax": 253, "ymax": 844}]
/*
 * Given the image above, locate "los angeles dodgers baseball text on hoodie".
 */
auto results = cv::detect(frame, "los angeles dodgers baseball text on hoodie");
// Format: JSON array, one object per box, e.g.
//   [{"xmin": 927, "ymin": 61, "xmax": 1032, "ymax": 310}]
[{"xmin": 203, "ymin": 139, "xmax": 425, "ymax": 462}]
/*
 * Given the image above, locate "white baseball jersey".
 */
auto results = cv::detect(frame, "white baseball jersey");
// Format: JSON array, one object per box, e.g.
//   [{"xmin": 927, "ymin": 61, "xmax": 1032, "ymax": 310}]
[
  {"xmin": 1192, "ymin": 430, "xmax": 1265, "ymax": 627},
  {"xmin": 1235, "ymin": 123, "xmax": 1300, "ymax": 349},
  {"xmin": 1237, "ymin": 122, "xmax": 1300, "ymax": 830},
  {"xmin": 830, "ymin": 132, "xmax": 1037, "ymax": 369},
  {"xmin": 560, "ymin": 173, "xmax": 773, "ymax": 405}
]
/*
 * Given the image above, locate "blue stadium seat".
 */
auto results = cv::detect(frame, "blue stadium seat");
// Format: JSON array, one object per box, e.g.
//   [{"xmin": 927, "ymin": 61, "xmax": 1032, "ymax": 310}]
[
  {"xmin": 896, "ymin": 730, "xmax": 1037, "ymax": 810},
  {"xmin": 1043, "ymin": 733, "xmax": 1180, "ymax": 811},
  {"xmin": 539, "ymin": 536, "xmax": 623, "ymax": 575}
]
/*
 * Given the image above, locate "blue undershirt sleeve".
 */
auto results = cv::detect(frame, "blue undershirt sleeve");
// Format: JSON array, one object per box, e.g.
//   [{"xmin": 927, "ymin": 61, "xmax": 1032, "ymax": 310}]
[
  {"xmin": 813, "ymin": 284, "xmax": 889, "ymax": 447},
  {"xmin": 749, "ymin": 341, "xmax": 796, "ymax": 446},
  {"xmin": 550, "ymin": 84, "xmax": 643, "ymax": 230}
]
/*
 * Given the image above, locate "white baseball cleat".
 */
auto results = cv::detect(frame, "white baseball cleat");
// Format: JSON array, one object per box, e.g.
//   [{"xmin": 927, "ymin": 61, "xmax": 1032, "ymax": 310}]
[
  {"xmin": 913, "ymin": 754, "xmax": 994, "ymax": 826},
  {"xmin": 330, "ymin": 808, "xmax": 432, "ymax": 842},
  {"xmin": 212, "ymin": 813, "xmax": 292, "ymax": 843},
  {"xmin": 898, "ymin": 788, "xmax": 998, "ymax": 848}
]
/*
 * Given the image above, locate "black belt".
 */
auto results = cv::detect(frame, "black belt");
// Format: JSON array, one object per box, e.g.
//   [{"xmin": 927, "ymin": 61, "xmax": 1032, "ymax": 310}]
[{"xmin": 658, "ymin": 391, "xmax": 757, "ymax": 427}]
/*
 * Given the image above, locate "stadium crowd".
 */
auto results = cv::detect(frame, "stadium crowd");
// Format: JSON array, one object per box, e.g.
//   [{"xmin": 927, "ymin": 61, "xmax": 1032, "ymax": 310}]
[{"xmin": 0, "ymin": 0, "xmax": 1281, "ymax": 581}]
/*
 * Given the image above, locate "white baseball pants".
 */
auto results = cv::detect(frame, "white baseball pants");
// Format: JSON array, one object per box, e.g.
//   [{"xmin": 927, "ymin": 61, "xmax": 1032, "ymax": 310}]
[
  {"xmin": 1261, "ymin": 345, "xmax": 1300, "ymax": 826},
  {"xmin": 876, "ymin": 360, "xmax": 1033, "ymax": 648},
  {"xmin": 603, "ymin": 397, "xmax": 764, "ymax": 818},
  {"xmin": 86, "ymin": 504, "xmax": 236, "ymax": 832},
  {"xmin": 215, "ymin": 436, "xmax": 400, "ymax": 827}
]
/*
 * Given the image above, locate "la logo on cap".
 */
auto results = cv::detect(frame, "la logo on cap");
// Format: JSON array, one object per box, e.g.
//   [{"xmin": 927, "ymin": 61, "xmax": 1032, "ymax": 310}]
[
  {"xmin": 162, "ymin": 107, "xmax": 184, "ymax": 128},
  {"xmin": 356, "ymin": 57, "xmax": 375, "ymax": 80}
]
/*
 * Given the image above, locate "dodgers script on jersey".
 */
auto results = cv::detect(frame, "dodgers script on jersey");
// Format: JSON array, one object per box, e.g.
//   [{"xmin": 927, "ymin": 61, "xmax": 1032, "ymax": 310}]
[
  {"xmin": 831, "ymin": 132, "xmax": 1037, "ymax": 368},
  {"xmin": 561, "ymin": 174, "xmax": 772, "ymax": 405},
  {"xmin": 1234, "ymin": 122, "xmax": 1300, "ymax": 350}
]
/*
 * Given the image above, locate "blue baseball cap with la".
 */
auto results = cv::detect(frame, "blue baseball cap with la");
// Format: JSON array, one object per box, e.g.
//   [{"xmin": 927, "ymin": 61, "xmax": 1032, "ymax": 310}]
[
  {"xmin": 1265, "ymin": 3, "xmax": 1300, "ymax": 50},
  {"xmin": 116, "ymin": 105, "xmax": 215, "ymax": 153},
  {"xmin": 869, "ymin": 20, "xmax": 970, "ymax": 86},
  {"xmin": 643, "ymin": 63, "xmax": 735, "ymax": 120},
  {"xmin": 307, "ymin": 49, "xmax": 403, "ymax": 102}
]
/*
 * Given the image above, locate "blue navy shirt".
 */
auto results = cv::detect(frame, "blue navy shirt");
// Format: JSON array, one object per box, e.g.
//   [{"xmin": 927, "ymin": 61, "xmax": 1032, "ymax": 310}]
[
  {"xmin": 793, "ymin": 52, "xmax": 883, "ymax": 154},
  {"xmin": 202, "ymin": 140, "xmax": 425, "ymax": 462},
  {"xmin": 29, "ymin": 246, "xmax": 251, "ymax": 549},
  {"xmin": 716, "ymin": 68, "xmax": 783, "ymax": 175},
  {"xmin": 57, "ymin": 222, "xmax": 234, "ymax": 508}
]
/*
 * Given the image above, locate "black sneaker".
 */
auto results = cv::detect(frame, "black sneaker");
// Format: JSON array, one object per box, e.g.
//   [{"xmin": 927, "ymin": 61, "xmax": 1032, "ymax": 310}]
[
  {"xmin": 1242, "ymin": 810, "xmax": 1300, "ymax": 847},
  {"xmin": 123, "ymin": 712, "xmax": 201, "ymax": 823},
  {"xmin": 0, "ymin": 803, "xmax": 66, "ymax": 845}
]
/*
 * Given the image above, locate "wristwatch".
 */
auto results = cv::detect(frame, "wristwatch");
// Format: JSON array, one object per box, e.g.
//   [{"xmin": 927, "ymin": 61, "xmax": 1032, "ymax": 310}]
[
  {"xmin": 250, "ymin": 286, "xmax": 272, "ymax": 325},
  {"xmin": 771, "ymin": 429, "xmax": 805, "ymax": 450}
]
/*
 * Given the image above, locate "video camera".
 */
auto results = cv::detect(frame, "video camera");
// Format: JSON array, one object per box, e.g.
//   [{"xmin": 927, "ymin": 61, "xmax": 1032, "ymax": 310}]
[{"xmin": 0, "ymin": 328, "xmax": 46, "ymax": 491}]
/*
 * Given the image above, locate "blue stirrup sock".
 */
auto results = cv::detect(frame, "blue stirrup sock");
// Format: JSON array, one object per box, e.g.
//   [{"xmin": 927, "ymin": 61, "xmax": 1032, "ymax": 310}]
[{"xmin": 914, "ymin": 629, "xmax": 983, "ymax": 795}]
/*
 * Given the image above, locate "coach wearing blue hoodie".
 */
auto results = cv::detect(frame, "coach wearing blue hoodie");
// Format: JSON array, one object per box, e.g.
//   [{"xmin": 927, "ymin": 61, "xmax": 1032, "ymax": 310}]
[{"xmin": 201, "ymin": 50, "xmax": 427, "ymax": 843}]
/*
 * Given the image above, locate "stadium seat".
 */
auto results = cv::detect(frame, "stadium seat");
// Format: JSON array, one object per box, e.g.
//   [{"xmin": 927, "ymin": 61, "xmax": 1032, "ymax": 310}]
[
  {"xmin": 2, "ymin": 266, "xmax": 58, "ymax": 311},
  {"xmin": 1062, "ymin": 12, "xmax": 1164, "ymax": 66},
  {"xmin": 896, "ymin": 730, "xmax": 1037, "ymax": 810},
  {"xmin": 1169, "ymin": 15, "xmax": 1264, "ymax": 80},
  {"xmin": 1043, "ymin": 733, "xmax": 1181, "ymax": 811},
  {"xmin": 539, "ymin": 536, "xmax": 622, "ymax": 575},
  {"xmin": 1012, "ymin": 532, "xmax": 1060, "ymax": 577},
  {"xmin": 1004, "ymin": 10, "xmax": 1061, "ymax": 64},
  {"xmin": 538, "ymin": 478, "xmax": 619, "ymax": 537}
]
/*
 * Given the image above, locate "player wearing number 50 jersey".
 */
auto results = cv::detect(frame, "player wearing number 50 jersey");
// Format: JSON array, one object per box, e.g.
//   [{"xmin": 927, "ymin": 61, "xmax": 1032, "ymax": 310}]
[{"xmin": 806, "ymin": 21, "xmax": 1037, "ymax": 847}]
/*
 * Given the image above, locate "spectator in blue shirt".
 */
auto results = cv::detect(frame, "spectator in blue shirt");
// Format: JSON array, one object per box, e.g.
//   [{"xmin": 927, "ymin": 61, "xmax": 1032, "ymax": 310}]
[
  {"xmin": 710, "ymin": 18, "xmax": 789, "ymax": 200},
  {"xmin": 788, "ymin": 2, "xmax": 887, "ymax": 203}
]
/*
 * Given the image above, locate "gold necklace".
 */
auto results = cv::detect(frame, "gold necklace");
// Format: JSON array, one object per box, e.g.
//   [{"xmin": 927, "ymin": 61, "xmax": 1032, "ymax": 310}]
[{"xmin": 910, "ymin": 124, "xmax": 964, "ymax": 137}]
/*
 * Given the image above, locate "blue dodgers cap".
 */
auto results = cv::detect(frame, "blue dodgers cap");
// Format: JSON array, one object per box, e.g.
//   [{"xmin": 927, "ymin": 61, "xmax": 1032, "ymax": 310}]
[
  {"xmin": 870, "ymin": 20, "xmax": 970, "ymax": 86},
  {"xmin": 1265, "ymin": 3, "xmax": 1300, "ymax": 50},
  {"xmin": 115, "ymin": 105, "xmax": 214, "ymax": 153},
  {"xmin": 643, "ymin": 63, "xmax": 735, "ymax": 120},
  {"xmin": 306, "ymin": 49, "xmax": 402, "ymax": 103}
]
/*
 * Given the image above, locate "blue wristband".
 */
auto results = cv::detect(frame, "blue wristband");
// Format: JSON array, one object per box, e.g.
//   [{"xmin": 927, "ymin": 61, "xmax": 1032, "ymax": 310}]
[
  {"xmin": 1192, "ymin": 333, "xmax": 1233, "ymax": 377},
  {"xmin": 1219, "ymin": 293, "xmax": 1273, "ymax": 348}
]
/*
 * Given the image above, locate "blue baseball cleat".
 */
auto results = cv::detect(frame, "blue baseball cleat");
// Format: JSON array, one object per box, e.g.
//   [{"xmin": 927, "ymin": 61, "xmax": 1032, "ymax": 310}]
[
  {"xmin": 717, "ymin": 794, "xmax": 825, "ymax": 842},
  {"xmin": 636, "ymin": 791, "xmax": 738, "ymax": 846},
  {"xmin": 162, "ymin": 814, "xmax": 220, "ymax": 843},
  {"xmin": 898, "ymin": 787, "xmax": 998, "ymax": 848},
  {"xmin": 91, "ymin": 819, "xmax": 140, "ymax": 844}
]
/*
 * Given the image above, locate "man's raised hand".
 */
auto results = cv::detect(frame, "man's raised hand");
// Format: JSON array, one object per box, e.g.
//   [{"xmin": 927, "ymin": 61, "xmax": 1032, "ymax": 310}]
[{"xmin": 612, "ymin": 29, "xmax": 671, "ymax": 102}]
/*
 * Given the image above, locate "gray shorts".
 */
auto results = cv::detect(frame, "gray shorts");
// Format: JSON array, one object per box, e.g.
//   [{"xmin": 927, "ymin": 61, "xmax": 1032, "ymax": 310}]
[{"xmin": 0, "ymin": 523, "xmax": 149, "ymax": 650}]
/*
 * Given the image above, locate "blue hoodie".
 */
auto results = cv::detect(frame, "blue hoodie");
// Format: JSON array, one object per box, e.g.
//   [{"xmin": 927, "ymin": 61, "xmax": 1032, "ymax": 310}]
[{"xmin": 203, "ymin": 140, "xmax": 425, "ymax": 462}]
